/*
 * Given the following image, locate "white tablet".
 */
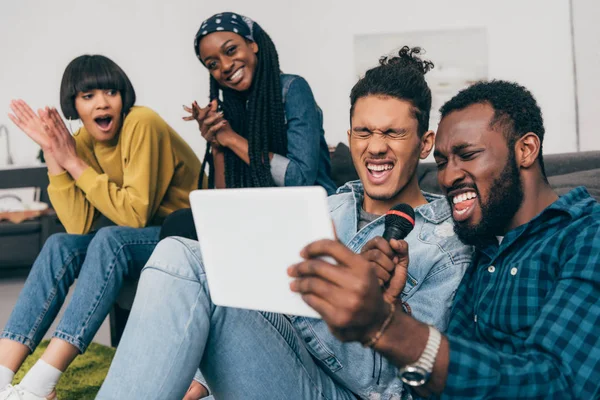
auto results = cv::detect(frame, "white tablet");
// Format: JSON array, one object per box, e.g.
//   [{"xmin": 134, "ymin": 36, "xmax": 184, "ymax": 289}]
[{"xmin": 189, "ymin": 186, "xmax": 334, "ymax": 319}]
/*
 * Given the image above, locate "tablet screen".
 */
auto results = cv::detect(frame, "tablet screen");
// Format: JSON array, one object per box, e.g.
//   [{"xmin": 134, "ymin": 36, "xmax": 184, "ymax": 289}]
[{"xmin": 189, "ymin": 186, "xmax": 334, "ymax": 318}]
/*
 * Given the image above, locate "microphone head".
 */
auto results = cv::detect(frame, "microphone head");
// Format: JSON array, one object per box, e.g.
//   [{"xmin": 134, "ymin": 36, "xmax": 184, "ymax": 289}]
[{"xmin": 383, "ymin": 203, "xmax": 415, "ymax": 241}]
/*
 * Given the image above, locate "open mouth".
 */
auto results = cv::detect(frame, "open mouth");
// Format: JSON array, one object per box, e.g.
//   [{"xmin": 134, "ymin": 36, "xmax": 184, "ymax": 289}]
[
  {"xmin": 366, "ymin": 161, "xmax": 394, "ymax": 184},
  {"xmin": 450, "ymin": 190, "xmax": 478, "ymax": 222},
  {"xmin": 94, "ymin": 115, "xmax": 114, "ymax": 132},
  {"xmin": 227, "ymin": 67, "xmax": 244, "ymax": 84}
]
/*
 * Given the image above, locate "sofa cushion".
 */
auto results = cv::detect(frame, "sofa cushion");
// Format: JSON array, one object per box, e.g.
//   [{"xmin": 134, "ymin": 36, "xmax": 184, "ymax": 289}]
[
  {"xmin": 417, "ymin": 164, "xmax": 442, "ymax": 195},
  {"xmin": 330, "ymin": 143, "xmax": 358, "ymax": 188},
  {"xmin": 549, "ymin": 169, "xmax": 600, "ymax": 201},
  {"xmin": 542, "ymin": 151, "xmax": 600, "ymax": 177}
]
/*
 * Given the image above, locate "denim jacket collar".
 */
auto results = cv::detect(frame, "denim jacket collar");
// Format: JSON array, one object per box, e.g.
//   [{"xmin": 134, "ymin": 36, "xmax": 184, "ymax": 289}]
[{"xmin": 335, "ymin": 180, "xmax": 451, "ymax": 225}]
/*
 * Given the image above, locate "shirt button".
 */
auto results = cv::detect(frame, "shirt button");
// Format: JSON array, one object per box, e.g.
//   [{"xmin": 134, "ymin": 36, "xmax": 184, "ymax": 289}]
[
  {"xmin": 474, "ymin": 314, "xmax": 478, "ymax": 322},
  {"xmin": 510, "ymin": 267, "xmax": 518, "ymax": 276},
  {"xmin": 488, "ymin": 265, "xmax": 495, "ymax": 273}
]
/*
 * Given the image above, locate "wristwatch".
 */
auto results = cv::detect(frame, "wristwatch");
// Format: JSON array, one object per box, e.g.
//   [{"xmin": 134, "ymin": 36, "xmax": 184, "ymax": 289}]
[{"xmin": 398, "ymin": 325, "xmax": 441, "ymax": 387}]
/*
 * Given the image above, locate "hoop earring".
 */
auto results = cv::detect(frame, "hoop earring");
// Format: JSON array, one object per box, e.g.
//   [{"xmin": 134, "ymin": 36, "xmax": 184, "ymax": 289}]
[{"xmin": 68, "ymin": 118, "xmax": 82, "ymax": 136}]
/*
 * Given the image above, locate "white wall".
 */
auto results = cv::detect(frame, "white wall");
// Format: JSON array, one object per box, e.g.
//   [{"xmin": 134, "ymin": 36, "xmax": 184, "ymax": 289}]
[
  {"xmin": 0, "ymin": 0, "xmax": 582, "ymax": 167},
  {"xmin": 572, "ymin": 0, "xmax": 600, "ymax": 152}
]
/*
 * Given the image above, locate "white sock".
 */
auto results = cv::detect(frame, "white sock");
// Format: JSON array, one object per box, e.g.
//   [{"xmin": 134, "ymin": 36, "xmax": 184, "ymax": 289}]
[
  {"xmin": 0, "ymin": 365, "xmax": 15, "ymax": 387},
  {"xmin": 18, "ymin": 359, "xmax": 62, "ymax": 397}
]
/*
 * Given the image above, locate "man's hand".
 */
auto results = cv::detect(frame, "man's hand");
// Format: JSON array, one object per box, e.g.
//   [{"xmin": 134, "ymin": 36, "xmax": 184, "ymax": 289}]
[
  {"xmin": 361, "ymin": 236, "xmax": 395, "ymax": 286},
  {"xmin": 182, "ymin": 380, "xmax": 209, "ymax": 400},
  {"xmin": 288, "ymin": 239, "xmax": 390, "ymax": 343},
  {"xmin": 361, "ymin": 237, "xmax": 410, "ymax": 304}
]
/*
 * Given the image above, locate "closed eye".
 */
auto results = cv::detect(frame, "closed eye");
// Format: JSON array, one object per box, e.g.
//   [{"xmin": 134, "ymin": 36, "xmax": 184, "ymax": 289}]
[
  {"xmin": 351, "ymin": 128, "xmax": 373, "ymax": 139},
  {"xmin": 387, "ymin": 130, "xmax": 408, "ymax": 139},
  {"xmin": 460, "ymin": 151, "xmax": 480, "ymax": 160}
]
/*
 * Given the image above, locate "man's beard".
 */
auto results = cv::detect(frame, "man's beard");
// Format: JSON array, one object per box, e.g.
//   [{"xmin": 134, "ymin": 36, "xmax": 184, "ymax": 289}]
[{"xmin": 453, "ymin": 151, "xmax": 524, "ymax": 247}]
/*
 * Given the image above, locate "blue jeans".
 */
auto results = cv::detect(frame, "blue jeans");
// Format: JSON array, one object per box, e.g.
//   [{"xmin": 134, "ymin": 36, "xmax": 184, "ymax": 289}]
[
  {"xmin": 97, "ymin": 237, "xmax": 355, "ymax": 400},
  {"xmin": 0, "ymin": 226, "xmax": 160, "ymax": 353}
]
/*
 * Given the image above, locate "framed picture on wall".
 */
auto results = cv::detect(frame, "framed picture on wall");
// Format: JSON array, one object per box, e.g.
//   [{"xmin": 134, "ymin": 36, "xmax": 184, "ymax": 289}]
[{"xmin": 354, "ymin": 27, "xmax": 488, "ymax": 138}]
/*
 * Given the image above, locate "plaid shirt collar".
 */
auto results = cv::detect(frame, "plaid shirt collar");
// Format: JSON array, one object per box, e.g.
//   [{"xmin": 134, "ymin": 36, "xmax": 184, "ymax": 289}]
[{"xmin": 477, "ymin": 186, "xmax": 592, "ymax": 260}]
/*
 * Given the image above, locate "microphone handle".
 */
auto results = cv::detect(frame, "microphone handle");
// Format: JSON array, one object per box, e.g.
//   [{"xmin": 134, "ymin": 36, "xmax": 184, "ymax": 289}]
[{"xmin": 383, "ymin": 226, "xmax": 408, "ymax": 241}]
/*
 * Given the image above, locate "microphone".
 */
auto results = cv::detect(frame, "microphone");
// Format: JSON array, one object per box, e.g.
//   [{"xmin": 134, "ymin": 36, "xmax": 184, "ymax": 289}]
[{"xmin": 383, "ymin": 203, "xmax": 415, "ymax": 241}]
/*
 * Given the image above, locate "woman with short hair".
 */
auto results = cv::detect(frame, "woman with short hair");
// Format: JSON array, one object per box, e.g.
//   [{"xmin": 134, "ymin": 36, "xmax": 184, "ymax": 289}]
[{"xmin": 0, "ymin": 54, "xmax": 201, "ymax": 400}]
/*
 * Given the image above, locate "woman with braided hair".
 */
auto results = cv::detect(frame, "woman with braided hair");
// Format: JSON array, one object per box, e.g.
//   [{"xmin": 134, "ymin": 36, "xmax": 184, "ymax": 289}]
[
  {"xmin": 187, "ymin": 12, "xmax": 336, "ymax": 192},
  {"xmin": 164, "ymin": 13, "xmax": 338, "ymax": 398},
  {"xmin": 160, "ymin": 12, "xmax": 336, "ymax": 241}
]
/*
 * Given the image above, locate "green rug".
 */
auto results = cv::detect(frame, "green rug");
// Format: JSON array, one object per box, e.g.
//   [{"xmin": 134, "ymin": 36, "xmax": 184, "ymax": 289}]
[{"xmin": 13, "ymin": 340, "xmax": 115, "ymax": 400}]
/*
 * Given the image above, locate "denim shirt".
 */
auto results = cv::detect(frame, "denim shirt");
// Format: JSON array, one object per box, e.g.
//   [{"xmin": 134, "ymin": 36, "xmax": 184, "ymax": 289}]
[
  {"xmin": 330, "ymin": 180, "xmax": 472, "ymax": 328},
  {"xmin": 291, "ymin": 180, "xmax": 473, "ymax": 398},
  {"xmin": 269, "ymin": 74, "xmax": 337, "ymax": 195}
]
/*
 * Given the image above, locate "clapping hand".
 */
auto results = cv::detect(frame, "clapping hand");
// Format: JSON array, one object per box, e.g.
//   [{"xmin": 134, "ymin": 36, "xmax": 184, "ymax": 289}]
[
  {"xmin": 38, "ymin": 107, "xmax": 79, "ymax": 170},
  {"xmin": 183, "ymin": 99, "xmax": 233, "ymax": 148},
  {"xmin": 8, "ymin": 99, "xmax": 51, "ymax": 149}
]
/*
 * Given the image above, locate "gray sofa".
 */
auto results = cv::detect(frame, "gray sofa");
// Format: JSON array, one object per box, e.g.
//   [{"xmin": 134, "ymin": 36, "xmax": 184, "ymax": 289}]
[{"xmin": 0, "ymin": 167, "xmax": 65, "ymax": 270}]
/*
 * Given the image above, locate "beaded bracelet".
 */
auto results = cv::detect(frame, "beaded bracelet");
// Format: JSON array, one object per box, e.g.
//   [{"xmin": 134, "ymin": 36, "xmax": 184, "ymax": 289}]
[
  {"xmin": 362, "ymin": 302, "xmax": 396, "ymax": 348},
  {"xmin": 401, "ymin": 301, "xmax": 412, "ymax": 316}
]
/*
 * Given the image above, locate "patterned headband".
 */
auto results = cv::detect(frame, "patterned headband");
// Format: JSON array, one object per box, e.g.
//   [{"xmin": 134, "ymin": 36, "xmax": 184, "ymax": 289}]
[{"xmin": 194, "ymin": 12, "xmax": 255, "ymax": 63}]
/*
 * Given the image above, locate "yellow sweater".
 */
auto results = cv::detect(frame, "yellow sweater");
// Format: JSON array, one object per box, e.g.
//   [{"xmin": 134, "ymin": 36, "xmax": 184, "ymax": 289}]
[{"xmin": 47, "ymin": 106, "xmax": 201, "ymax": 234}]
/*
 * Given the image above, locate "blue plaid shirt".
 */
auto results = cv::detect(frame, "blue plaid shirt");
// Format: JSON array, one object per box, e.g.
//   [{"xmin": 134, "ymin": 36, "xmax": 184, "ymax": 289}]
[{"xmin": 442, "ymin": 187, "xmax": 600, "ymax": 399}]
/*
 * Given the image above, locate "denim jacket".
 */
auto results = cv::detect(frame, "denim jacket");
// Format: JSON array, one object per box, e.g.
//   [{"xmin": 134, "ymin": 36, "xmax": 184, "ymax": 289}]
[
  {"xmin": 328, "ymin": 180, "xmax": 473, "ymax": 328},
  {"xmin": 270, "ymin": 74, "xmax": 337, "ymax": 195},
  {"xmin": 291, "ymin": 180, "xmax": 473, "ymax": 398}
]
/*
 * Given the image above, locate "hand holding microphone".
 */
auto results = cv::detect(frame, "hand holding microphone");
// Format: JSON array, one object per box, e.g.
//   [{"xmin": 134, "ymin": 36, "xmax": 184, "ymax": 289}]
[
  {"xmin": 361, "ymin": 203, "xmax": 415, "ymax": 303},
  {"xmin": 288, "ymin": 203, "xmax": 415, "ymax": 342},
  {"xmin": 382, "ymin": 203, "xmax": 415, "ymax": 242}
]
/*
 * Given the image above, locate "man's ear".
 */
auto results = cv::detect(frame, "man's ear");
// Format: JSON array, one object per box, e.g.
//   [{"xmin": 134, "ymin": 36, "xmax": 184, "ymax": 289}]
[
  {"xmin": 515, "ymin": 132, "xmax": 541, "ymax": 169},
  {"xmin": 419, "ymin": 130, "xmax": 435, "ymax": 159},
  {"xmin": 347, "ymin": 129, "xmax": 352, "ymax": 146}
]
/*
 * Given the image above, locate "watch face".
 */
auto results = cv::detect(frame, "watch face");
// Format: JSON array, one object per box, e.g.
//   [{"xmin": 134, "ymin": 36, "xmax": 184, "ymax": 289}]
[
  {"xmin": 399, "ymin": 366, "xmax": 428, "ymax": 387},
  {"xmin": 403, "ymin": 371, "xmax": 425, "ymax": 382}
]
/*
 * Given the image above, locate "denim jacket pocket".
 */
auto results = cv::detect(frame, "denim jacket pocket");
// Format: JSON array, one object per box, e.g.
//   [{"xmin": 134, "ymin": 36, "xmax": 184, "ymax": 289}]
[
  {"xmin": 292, "ymin": 317, "xmax": 343, "ymax": 373},
  {"xmin": 401, "ymin": 271, "xmax": 419, "ymax": 298}
]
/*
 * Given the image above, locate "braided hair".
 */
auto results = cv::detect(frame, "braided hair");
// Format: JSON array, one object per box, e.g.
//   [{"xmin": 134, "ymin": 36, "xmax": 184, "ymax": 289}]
[{"xmin": 199, "ymin": 21, "xmax": 287, "ymax": 188}]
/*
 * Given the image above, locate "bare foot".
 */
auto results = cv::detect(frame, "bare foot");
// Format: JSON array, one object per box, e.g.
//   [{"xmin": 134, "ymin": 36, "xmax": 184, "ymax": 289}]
[{"xmin": 183, "ymin": 380, "xmax": 209, "ymax": 400}]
